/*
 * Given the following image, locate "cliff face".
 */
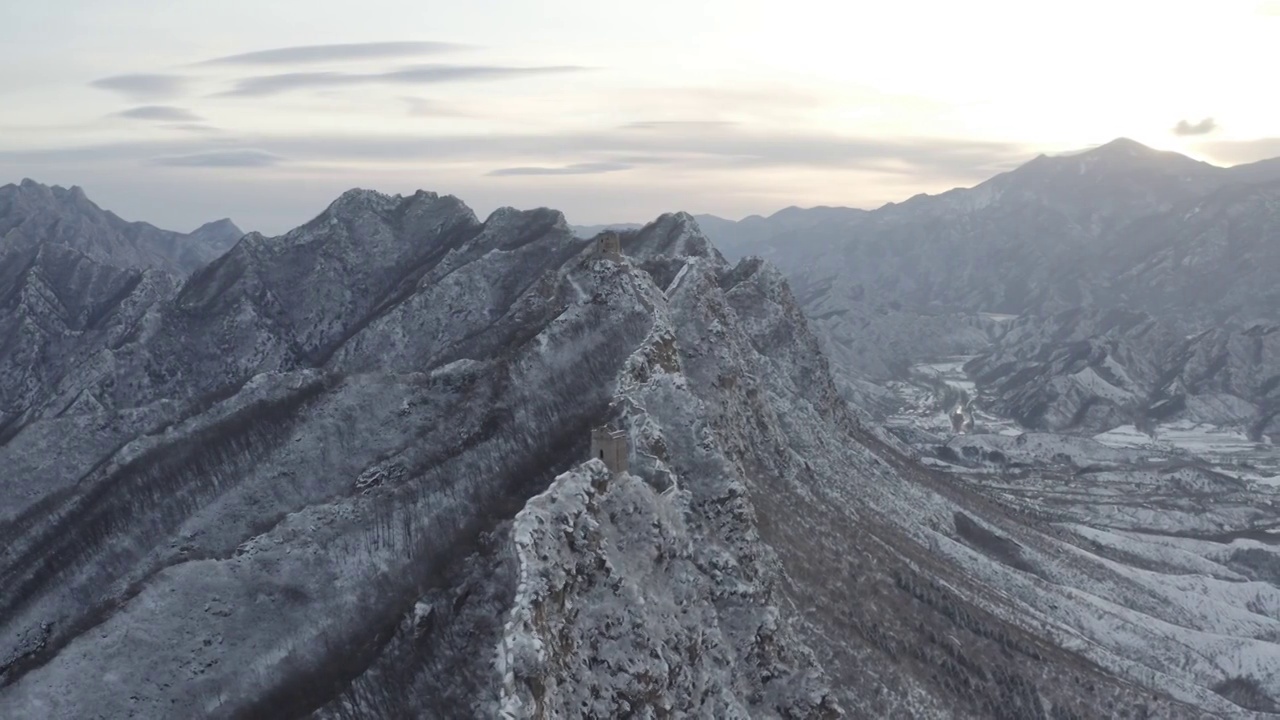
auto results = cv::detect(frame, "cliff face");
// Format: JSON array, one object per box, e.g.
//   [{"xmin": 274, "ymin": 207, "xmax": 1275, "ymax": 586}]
[{"xmin": 0, "ymin": 189, "xmax": 1219, "ymax": 719}]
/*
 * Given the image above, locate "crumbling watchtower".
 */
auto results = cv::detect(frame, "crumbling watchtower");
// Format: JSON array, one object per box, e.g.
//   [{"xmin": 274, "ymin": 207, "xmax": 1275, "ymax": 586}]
[
  {"xmin": 595, "ymin": 231, "xmax": 622, "ymax": 261},
  {"xmin": 590, "ymin": 425, "xmax": 629, "ymax": 474}
]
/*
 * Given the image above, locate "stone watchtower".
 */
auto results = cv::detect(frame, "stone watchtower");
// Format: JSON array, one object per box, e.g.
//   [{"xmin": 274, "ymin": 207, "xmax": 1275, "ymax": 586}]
[
  {"xmin": 590, "ymin": 425, "xmax": 629, "ymax": 474},
  {"xmin": 595, "ymin": 231, "xmax": 622, "ymax": 261}
]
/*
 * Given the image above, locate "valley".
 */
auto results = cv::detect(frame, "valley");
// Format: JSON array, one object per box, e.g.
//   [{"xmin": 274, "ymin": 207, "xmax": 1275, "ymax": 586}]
[{"xmin": 872, "ymin": 338, "xmax": 1280, "ymax": 717}]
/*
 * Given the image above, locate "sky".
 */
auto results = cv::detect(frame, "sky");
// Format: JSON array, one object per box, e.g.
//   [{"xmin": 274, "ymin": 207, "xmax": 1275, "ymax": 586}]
[{"xmin": 1, "ymin": 0, "xmax": 1278, "ymax": 234}]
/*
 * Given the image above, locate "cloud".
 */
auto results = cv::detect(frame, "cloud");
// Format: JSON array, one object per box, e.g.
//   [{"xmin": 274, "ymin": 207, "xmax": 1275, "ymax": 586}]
[
  {"xmin": 116, "ymin": 105, "xmax": 204, "ymax": 122},
  {"xmin": 633, "ymin": 86, "xmax": 825, "ymax": 110},
  {"xmin": 167, "ymin": 123, "xmax": 222, "ymax": 133},
  {"xmin": 199, "ymin": 41, "xmax": 469, "ymax": 65},
  {"xmin": 488, "ymin": 162, "xmax": 633, "ymax": 176},
  {"xmin": 1259, "ymin": 0, "xmax": 1280, "ymax": 15},
  {"xmin": 403, "ymin": 97, "xmax": 466, "ymax": 117},
  {"xmin": 0, "ymin": 126, "xmax": 1028, "ymax": 181},
  {"xmin": 91, "ymin": 74, "xmax": 188, "ymax": 100},
  {"xmin": 610, "ymin": 155, "xmax": 681, "ymax": 165},
  {"xmin": 150, "ymin": 149, "xmax": 281, "ymax": 167},
  {"xmin": 1173, "ymin": 118, "xmax": 1217, "ymax": 136},
  {"xmin": 622, "ymin": 121, "xmax": 739, "ymax": 130},
  {"xmin": 217, "ymin": 64, "xmax": 589, "ymax": 97},
  {"xmin": 1199, "ymin": 137, "xmax": 1280, "ymax": 165}
]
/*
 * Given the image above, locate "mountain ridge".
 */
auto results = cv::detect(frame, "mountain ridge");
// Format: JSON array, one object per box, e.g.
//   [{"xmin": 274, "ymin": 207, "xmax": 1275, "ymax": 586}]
[
  {"xmin": 676, "ymin": 138, "xmax": 1280, "ymax": 416},
  {"xmin": 1, "ymin": 179, "xmax": 245, "ymax": 276},
  {"xmin": 689, "ymin": 138, "xmax": 1279, "ymax": 226},
  {"xmin": 0, "ymin": 183, "xmax": 1226, "ymax": 718}
]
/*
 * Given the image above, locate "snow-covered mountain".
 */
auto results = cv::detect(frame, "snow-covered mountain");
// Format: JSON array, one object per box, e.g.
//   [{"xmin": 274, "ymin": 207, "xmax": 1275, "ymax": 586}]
[
  {"xmin": 1, "ymin": 179, "xmax": 244, "ymax": 276},
  {"xmin": 689, "ymin": 139, "xmax": 1280, "ymax": 434},
  {"xmin": 966, "ymin": 307, "xmax": 1280, "ymax": 438},
  {"xmin": 701, "ymin": 138, "xmax": 1280, "ymax": 322},
  {"xmin": 2, "ymin": 185, "xmax": 1254, "ymax": 718},
  {"xmin": 0, "ymin": 241, "xmax": 176, "ymax": 433}
]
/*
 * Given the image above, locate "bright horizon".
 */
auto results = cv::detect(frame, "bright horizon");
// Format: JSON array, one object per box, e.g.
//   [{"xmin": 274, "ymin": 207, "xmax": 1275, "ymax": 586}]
[{"xmin": 2, "ymin": 0, "xmax": 1278, "ymax": 234}]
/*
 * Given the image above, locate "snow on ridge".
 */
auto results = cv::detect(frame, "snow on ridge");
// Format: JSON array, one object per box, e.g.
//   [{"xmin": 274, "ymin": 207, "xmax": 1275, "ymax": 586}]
[
  {"xmin": 497, "ymin": 461, "xmax": 610, "ymax": 720},
  {"xmin": 496, "ymin": 248, "xmax": 844, "ymax": 718}
]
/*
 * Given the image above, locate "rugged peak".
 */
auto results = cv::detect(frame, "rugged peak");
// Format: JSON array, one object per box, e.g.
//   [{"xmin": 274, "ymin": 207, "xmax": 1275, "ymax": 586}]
[
  {"xmin": 182, "ymin": 218, "xmax": 245, "ymax": 265},
  {"xmin": 625, "ymin": 211, "xmax": 724, "ymax": 264},
  {"xmin": 1089, "ymin": 136, "xmax": 1155, "ymax": 157},
  {"xmin": 192, "ymin": 218, "xmax": 240, "ymax": 235},
  {"xmin": 187, "ymin": 218, "xmax": 243, "ymax": 249},
  {"xmin": 320, "ymin": 188, "xmax": 469, "ymax": 222},
  {"xmin": 324, "ymin": 187, "xmax": 400, "ymax": 217},
  {"xmin": 406, "ymin": 189, "xmax": 441, "ymax": 203},
  {"xmin": 0, "ymin": 182, "xmax": 242, "ymax": 275},
  {"xmin": 293, "ymin": 189, "xmax": 479, "ymax": 252},
  {"xmin": 4, "ymin": 179, "xmax": 102, "ymax": 216},
  {"xmin": 1006, "ymin": 137, "xmax": 1212, "ymax": 181},
  {"xmin": 1061, "ymin": 137, "xmax": 1210, "ymax": 174},
  {"xmin": 483, "ymin": 205, "xmax": 567, "ymax": 228},
  {"xmin": 468, "ymin": 206, "xmax": 569, "ymax": 254},
  {"xmin": 6, "ymin": 178, "xmax": 52, "ymax": 202},
  {"xmin": 961, "ymin": 136, "xmax": 1222, "ymax": 229}
]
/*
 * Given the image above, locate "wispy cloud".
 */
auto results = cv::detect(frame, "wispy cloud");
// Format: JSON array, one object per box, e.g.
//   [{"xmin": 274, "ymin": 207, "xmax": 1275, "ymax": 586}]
[
  {"xmin": 167, "ymin": 123, "xmax": 222, "ymax": 134},
  {"xmin": 403, "ymin": 97, "xmax": 466, "ymax": 117},
  {"xmin": 116, "ymin": 105, "xmax": 203, "ymax": 122},
  {"xmin": 488, "ymin": 162, "xmax": 632, "ymax": 176},
  {"xmin": 622, "ymin": 121, "xmax": 740, "ymax": 130},
  {"xmin": 91, "ymin": 74, "xmax": 188, "ymax": 101},
  {"xmin": 632, "ymin": 86, "xmax": 825, "ymax": 110},
  {"xmin": 1173, "ymin": 117, "xmax": 1217, "ymax": 136},
  {"xmin": 150, "ymin": 149, "xmax": 281, "ymax": 167},
  {"xmin": 1200, "ymin": 137, "xmax": 1280, "ymax": 165},
  {"xmin": 218, "ymin": 64, "xmax": 590, "ymax": 97},
  {"xmin": 0, "ymin": 127, "xmax": 1029, "ymax": 180},
  {"xmin": 610, "ymin": 155, "xmax": 682, "ymax": 165},
  {"xmin": 199, "ymin": 41, "xmax": 469, "ymax": 65}
]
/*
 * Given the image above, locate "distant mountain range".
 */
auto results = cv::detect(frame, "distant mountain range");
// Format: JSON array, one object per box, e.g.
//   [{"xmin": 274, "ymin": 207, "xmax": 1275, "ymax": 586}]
[
  {"xmin": 968, "ymin": 307, "xmax": 1279, "ymax": 439},
  {"xmin": 1, "ymin": 178, "xmax": 243, "ymax": 276},
  {"xmin": 659, "ymin": 139, "xmax": 1280, "ymax": 435},
  {"xmin": 694, "ymin": 138, "xmax": 1280, "ymax": 323}
]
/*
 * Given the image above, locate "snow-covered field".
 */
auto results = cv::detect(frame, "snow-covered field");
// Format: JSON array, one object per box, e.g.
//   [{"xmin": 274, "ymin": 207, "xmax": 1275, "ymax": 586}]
[
  {"xmin": 895, "ymin": 354, "xmax": 1279, "ymax": 489},
  {"xmin": 885, "ymin": 357, "xmax": 1020, "ymax": 439},
  {"xmin": 911, "ymin": 356, "xmax": 978, "ymax": 393},
  {"xmin": 1095, "ymin": 421, "xmax": 1280, "ymax": 488},
  {"xmin": 879, "ymin": 353, "xmax": 1280, "ymax": 715}
]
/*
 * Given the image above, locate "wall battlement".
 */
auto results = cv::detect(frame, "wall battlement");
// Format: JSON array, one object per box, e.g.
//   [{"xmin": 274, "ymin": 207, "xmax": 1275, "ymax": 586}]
[
  {"xmin": 595, "ymin": 231, "xmax": 622, "ymax": 261},
  {"xmin": 590, "ymin": 425, "xmax": 629, "ymax": 474}
]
